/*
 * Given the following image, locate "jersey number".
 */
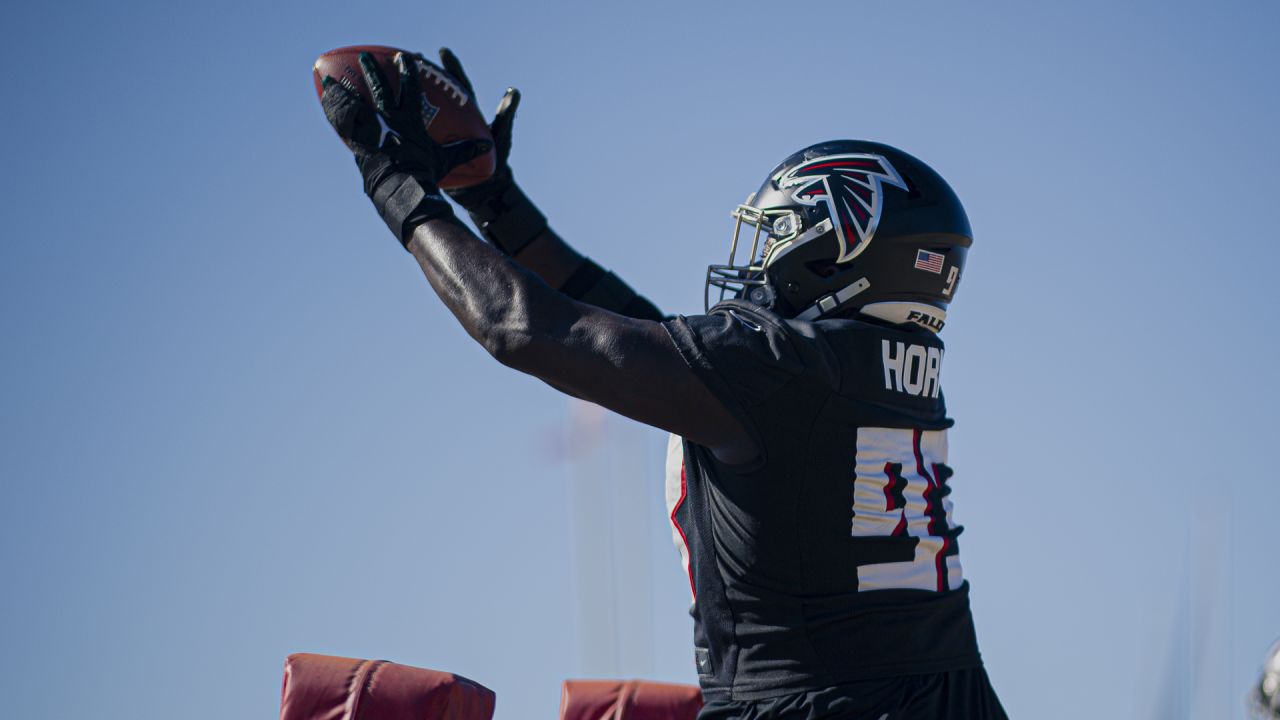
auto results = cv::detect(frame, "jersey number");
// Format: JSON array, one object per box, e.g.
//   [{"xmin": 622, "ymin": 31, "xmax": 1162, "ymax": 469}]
[{"xmin": 851, "ymin": 427, "xmax": 962, "ymax": 592}]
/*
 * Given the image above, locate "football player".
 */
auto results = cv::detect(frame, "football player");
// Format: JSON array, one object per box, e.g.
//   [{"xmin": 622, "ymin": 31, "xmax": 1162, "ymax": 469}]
[{"xmin": 319, "ymin": 49, "xmax": 1007, "ymax": 720}]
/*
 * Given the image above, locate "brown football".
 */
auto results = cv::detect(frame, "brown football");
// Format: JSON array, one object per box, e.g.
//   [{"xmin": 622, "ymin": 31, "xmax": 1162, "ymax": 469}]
[{"xmin": 313, "ymin": 45, "xmax": 495, "ymax": 189}]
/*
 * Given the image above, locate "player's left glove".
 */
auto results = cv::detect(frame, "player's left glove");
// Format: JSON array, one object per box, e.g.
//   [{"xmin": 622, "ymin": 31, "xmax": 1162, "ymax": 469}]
[
  {"xmin": 434, "ymin": 48, "xmax": 547, "ymax": 257},
  {"xmin": 321, "ymin": 51, "xmax": 492, "ymax": 248}
]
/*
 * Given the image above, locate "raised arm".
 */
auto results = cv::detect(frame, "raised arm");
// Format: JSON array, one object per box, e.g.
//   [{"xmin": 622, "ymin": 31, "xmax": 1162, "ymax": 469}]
[
  {"xmin": 437, "ymin": 49, "xmax": 665, "ymax": 322},
  {"xmin": 404, "ymin": 217, "xmax": 751, "ymax": 460},
  {"xmin": 319, "ymin": 50, "xmax": 753, "ymax": 462}
]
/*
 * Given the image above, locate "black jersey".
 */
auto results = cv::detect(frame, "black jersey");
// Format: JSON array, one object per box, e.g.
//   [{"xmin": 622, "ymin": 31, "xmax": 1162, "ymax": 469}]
[{"xmin": 661, "ymin": 300, "xmax": 981, "ymax": 704}]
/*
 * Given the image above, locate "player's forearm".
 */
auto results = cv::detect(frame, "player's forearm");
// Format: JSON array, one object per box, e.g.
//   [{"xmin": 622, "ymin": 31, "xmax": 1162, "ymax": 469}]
[
  {"xmin": 458, "ymin": 178, "xmax": 665, "ymax": 321},
  {"xmin": 515, "ymin": 225, "xmax": 665, "ymax": 320},
  {"xmin": 405, "ymin": 217, "xmax": 582, "ymax": 364},
  {"xmin": 508, "ymin": 227, "xmax": 583, "ymax": 289}
]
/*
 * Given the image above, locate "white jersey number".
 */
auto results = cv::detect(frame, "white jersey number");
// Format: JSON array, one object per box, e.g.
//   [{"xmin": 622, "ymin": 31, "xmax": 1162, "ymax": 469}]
[{"xmin": 851, "ymin": 427, "xmax": 963, "ymax": 592}]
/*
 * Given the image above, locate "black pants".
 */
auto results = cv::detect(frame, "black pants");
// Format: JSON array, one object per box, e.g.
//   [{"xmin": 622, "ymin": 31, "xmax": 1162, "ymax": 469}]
[{"xmin": 698, "ymin": 667, "xmax": 1008, "ymax": 720}]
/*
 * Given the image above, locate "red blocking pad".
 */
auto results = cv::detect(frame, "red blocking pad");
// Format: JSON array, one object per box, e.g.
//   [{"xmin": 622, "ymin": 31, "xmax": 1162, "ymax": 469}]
[
  {"xmin": 559, "ymin": 679, "xmax": 702, "ymax": 720},
  {"xmin": 280, "ymin": 653, "xmax": 495, "ymax": 720}
]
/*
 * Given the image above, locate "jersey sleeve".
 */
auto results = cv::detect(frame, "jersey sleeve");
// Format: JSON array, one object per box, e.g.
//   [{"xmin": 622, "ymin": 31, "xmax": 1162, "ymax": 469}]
[{"xmin": 662, "ymin": 301, "xmax": 839, "ymax": 450}]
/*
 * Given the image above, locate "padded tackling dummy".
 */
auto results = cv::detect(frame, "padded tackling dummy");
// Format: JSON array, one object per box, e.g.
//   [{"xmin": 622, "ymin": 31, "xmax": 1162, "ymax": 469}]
[
  {"xmin": 280, "ymin": 653, "xmax": 495, "ymax": 720},
  {"xmin": 559, "ymin": 679, "xmax": 702, "ymax": 720}
]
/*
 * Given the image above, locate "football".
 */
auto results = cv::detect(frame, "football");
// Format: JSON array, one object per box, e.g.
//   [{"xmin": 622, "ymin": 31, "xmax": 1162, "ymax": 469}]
[{"xmin": 313, "ymin": 45, "xmax": 495, "ymax": 189}]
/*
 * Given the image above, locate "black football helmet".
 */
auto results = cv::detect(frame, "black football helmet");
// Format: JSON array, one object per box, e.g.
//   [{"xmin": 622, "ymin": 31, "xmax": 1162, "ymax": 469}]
[{"xmin": 706, "ymin": 140, "xmax": 972, "ymax": 331}]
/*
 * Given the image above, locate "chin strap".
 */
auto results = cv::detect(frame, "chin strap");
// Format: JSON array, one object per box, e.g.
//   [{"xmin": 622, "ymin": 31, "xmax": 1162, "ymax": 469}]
[
  {"xmin": 794, "ymin": 277, "xmax": 871, "ymax": 321},
  {"xmin": 858, "ymin": 301, "xmax": 948, "ymax": 332}
]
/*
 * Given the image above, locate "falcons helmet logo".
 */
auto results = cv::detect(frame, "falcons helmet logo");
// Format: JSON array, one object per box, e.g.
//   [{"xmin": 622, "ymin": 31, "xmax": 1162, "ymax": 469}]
[{"xmin": 775, "ymin": 153, "xmax": 908, "ymax": 263}]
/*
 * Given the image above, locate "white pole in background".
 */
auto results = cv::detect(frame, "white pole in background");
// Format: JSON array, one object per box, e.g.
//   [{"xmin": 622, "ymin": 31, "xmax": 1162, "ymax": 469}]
[{"xmin": 563, "ymin": 399, "xmax": 656, "ymax": 679}]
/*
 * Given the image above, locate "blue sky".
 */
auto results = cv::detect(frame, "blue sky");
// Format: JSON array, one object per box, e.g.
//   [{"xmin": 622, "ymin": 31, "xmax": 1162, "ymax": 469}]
[{"xmin": 2, "ymin": 1, "xmax": 1277, "ymax": 718}]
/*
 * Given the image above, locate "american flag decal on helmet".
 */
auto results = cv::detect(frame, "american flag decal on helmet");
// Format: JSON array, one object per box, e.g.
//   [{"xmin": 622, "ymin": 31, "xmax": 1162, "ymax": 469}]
[
  {"xmin": 775, "ymin": 153, "xmax": 908, "ymax": 263},
  {"xmin": 914, "ymin": 249, "xmax": 945, "ymax": 274}
]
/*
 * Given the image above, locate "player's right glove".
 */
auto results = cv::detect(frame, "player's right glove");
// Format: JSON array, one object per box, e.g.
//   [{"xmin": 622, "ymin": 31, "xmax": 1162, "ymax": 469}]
[
  {"xmin": 321, "ymin": 51, "xmax": 491, "ymax": 248},
  {"xmin": 436, "ymin": 48, "xmax": 548, "ymax": 257}
]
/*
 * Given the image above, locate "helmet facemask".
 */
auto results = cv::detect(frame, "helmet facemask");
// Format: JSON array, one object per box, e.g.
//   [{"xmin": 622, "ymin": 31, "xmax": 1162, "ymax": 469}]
[
  {"xmin": 706, "ymin": 200, "xmax": 784, "ymax": 310},
  {"xmin": 705, "ymin": 199, "xmax": 820, "ymax": 311}
]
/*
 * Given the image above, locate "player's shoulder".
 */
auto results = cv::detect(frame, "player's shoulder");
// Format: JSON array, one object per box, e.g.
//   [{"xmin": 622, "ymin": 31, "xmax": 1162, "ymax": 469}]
[
  {"xmin": 663, "ymin": 300, "xmax": 840, "ymax": 396},
  {"xmin": 697, "ymin": 300, "xmax": 934, "ymax": 361}
]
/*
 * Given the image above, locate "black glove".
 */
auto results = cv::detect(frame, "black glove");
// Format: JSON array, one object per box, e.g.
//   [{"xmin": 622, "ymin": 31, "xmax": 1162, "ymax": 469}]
[
  {"xmin": 436, "ymin": 48, "xmax": 520, "ymax": 199},
  {"xmin": 436, "ymin": 48, "xmax": 547, "ymax": 257},
  {"xmin": 321, "ymin": 51, "xmax": 492, "ymax": 248}
]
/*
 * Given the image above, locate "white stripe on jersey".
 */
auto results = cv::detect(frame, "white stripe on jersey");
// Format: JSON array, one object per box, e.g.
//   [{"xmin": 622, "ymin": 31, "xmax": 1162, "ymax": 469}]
[{"xmin": 665, "ymin": 434, "xmax": 695, "ymax": 600}]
